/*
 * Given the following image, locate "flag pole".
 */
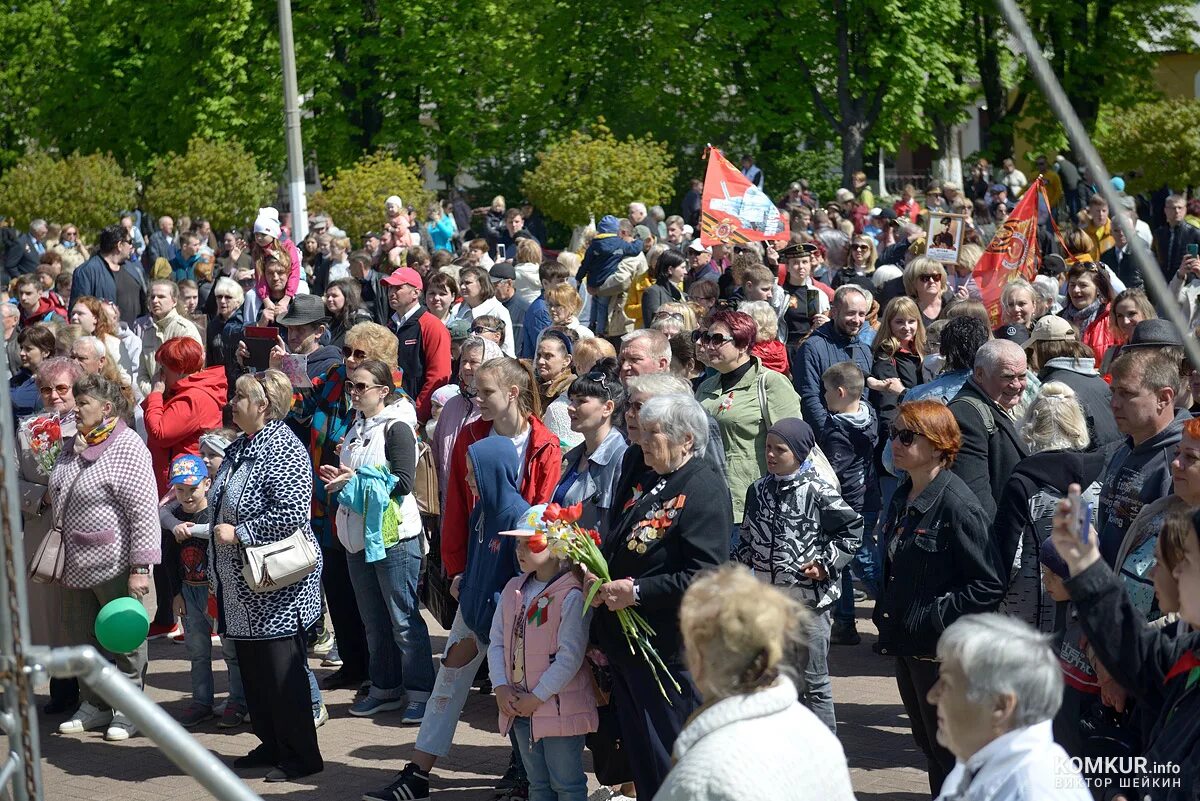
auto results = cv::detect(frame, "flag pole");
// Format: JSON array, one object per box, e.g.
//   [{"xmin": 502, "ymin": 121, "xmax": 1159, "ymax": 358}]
[{"xmin": 996, "ymin": 0, "xmax": 1200, "ymax": 374}]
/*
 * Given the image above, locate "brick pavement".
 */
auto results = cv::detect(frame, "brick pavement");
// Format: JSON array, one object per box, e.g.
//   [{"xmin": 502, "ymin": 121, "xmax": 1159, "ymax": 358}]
[{"xmin": 33, "ymin": 602, "xmax": 931, "ymax": 800}]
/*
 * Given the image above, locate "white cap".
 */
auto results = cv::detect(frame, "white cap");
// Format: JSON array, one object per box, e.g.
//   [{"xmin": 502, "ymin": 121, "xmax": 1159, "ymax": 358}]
[
  {"xmin": 253, "ymin": 207, "xmax": 281, "ymax": 239},
  {"xmin": 688, "ymin": 238, "xmax": 712, "ymax": 254},
  {"xmin": 385, "ymin": 195, "xmax": 403, "ymax": 209}
]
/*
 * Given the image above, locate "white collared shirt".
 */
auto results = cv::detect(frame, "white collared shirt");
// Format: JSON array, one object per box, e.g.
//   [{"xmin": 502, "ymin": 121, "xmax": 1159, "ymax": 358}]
[{"xmin": 936, "ymin": 721, "xmax": 1091, "ymax": 801}]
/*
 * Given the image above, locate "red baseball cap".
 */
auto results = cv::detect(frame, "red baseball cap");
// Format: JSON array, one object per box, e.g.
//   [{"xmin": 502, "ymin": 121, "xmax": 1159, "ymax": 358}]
[{"xmin": 381, "ymin": 267, "xmax": 424, "ymax": 291}]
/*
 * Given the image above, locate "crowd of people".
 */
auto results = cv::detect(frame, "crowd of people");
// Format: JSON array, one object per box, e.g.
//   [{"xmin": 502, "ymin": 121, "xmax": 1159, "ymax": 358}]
[{"xmin": 5, "ymin": 153, "xmax": 1200, "ymax": 801}]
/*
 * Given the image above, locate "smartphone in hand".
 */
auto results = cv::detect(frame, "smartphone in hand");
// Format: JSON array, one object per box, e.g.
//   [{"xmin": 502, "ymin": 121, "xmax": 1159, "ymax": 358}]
[{"xmin": 1066, "ymin": 486, "xmax": 1092, "ymax": 544}]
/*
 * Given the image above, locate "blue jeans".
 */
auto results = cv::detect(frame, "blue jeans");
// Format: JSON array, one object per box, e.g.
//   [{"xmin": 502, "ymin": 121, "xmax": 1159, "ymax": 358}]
[
  {"xmin": 801, "ymin": 609, "xmax": 835, "ymax": 733},
  {"xmin": 833, "ymin": 478, "xmax": 889, "ymax": 627},
  {"xmin": 180, "ymin": 582, "xmax": 244, "ymax": 709},
  {"xmin": 346, "ymin": 537, "xmax": 435, "ymax": 702},
  {"xmin": 307, "ymin": 665, "xmax": 321, "ymax": 711},
  {"xmin": 511, "ymin": 717, "xmax": 587, "ymax": 801}
]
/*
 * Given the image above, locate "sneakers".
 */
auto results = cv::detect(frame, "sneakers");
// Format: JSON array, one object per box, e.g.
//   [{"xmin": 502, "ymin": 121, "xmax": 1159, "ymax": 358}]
[
  {"xmin": 148, "ymin": 621, "xmax": 183, "ymax": 641},
  {"xmin": 494, "ymin": 782, "xmax": 529, "ymax": 801},
  {"xmin": 852, "ymin": 588, "xmax": 868, "ymax": 603},
  {"xmin": 321, "ymin": 667, "xmax": 366, "ymax": 690},
  {"xmin": 310, "ymin": 630, "xmax": 335, "ymax": 657},
  {"xmin": 176, "ymin": 704, "xmax": 215, "ymax": 728},
  {"xmin": 400, "ymin": 700, "xmax": 426, "ymax": 725},
  {"xmin": 348, "ymin": 696, "xmax": 406, "ymax": 717},
  {"xmin": 58, "ymin": 702, "xmax": 113, "ymax": 734},
  {"xmin": 321, "ymin": 642, "xmax": 343, "ymax": 667},
  {"xmin": 105, "ymin": 711, "xmax": 137, "ymax": 741},
  {"xmin": 830, "ymin": 620, "xmax": 861, "ymax": 646},
  {"xmin": 313, "ymin": 703, "xmax": 329, "ymax": 728},
  {"xmin": 363, "ymin": 762, "xmax": 430, "ymax": 801},
  {"xmin": 218, "ymin": 703, "xmax": 248, "ymax": 728}
]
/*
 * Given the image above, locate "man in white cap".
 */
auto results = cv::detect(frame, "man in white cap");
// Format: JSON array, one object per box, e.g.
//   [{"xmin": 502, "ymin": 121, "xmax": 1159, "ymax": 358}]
[{"xmin": 685, "ymin": 239, "xmax": 718, "ymax": 288}]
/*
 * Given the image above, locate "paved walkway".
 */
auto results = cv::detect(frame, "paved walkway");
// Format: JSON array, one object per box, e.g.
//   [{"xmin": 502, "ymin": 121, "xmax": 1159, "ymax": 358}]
[{"xmin": 34, "ymin": 602, "xmax": 931, "ymax": 800}]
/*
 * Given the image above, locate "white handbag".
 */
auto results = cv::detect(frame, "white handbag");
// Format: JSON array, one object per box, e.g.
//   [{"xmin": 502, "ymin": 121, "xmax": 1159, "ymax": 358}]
[{"xmin": 242, "ymin": 528, "xmax": 318, "ymax": 593}]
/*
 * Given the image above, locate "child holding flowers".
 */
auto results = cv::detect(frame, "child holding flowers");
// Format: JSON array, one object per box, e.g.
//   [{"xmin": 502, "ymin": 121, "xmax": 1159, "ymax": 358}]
[{"xmin": 488, "ymin": 504, "xmax": 597, "ymax": 801}]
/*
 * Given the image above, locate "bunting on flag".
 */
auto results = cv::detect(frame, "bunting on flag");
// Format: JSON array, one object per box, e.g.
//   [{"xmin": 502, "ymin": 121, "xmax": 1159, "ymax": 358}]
[
  {"xmin": 973, "ymin": 176, "xmax": 1044, "ymax": 326},
  {"xmin": 699, "ymin": 147, "xmax": 789, "ymax": 246}
]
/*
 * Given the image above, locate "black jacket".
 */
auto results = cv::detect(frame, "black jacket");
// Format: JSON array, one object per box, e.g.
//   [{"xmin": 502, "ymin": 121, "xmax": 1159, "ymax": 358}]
[
  {"xmin": 1067, "ymin": 560, "xmax": 1200, "ymax": 800},
  {"xmin": 1038, "ymin": 358, "xmax": 1122, "ymax": 449},
  {"xmin": 4, "ymin": 232, "xmax": 41, "ymax": 278},
  {"xmin": 948, "ymin": 379, "xmax": 1029, "ymax": 519},
  {"xmin": 640, "ymin": 281, "xmax": 682, "ymax": 328},
  {"xmin": 1100, "ymin": 244, "xmax": 1143, "ymax": 290},
  {"xmin": 817, "ymin": 405, "xmax": 878, "ymax": 516},
  {"xmin": 594, "ymin": 455, "xmax": 731, "ymax": 666},
  {"xmin": 991, "ymin": 448, "xmax": 1107, "ymax": 633},
  {"xmin": 874, "ymin": 469, "xmax": 1004, "ymax": 657},
  {"xmin": 869, "ymin": 349, "xmax": 922, "ymax": 432},
  {"xmin": 1154, "ymin": 222, "xmax": 1200, "ymax": 278}
]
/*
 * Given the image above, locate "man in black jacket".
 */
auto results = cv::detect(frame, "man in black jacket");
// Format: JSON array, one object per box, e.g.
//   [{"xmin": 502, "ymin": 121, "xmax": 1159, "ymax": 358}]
[
  {"xmin": 1154, "ymin": 194, "xmax": 1200, "ymax": 279},
  {"xmin": 4, "ymin": 218, "xmax": 47, "ymax": 280},
  {"xmin": 949, "ymin": 339, "xmax": 1031, "ymax": 519},
  {"xmin": 1099, "ymin": 209, "xmax": 1143, "ymax": 290}
]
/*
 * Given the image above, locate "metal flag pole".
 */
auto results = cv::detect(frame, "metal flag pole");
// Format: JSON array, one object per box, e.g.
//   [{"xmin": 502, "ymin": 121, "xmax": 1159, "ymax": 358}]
[{"xmin": 995, "ymin": 0, "xmax": 1200, "ymax": 374}]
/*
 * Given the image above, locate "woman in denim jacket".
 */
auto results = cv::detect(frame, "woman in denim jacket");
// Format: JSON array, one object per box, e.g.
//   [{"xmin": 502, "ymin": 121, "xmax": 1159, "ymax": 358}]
[{"xmin": 873, "ymin": 399, "xmax": 1005, "ymax": 798}]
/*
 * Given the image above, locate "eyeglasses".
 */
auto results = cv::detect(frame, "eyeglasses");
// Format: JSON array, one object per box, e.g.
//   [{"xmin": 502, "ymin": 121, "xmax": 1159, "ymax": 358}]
[
  {"xmin": 653, "ymin": 311, "xmax": 685, "ymax": 322},
  {"xmin": 890, "ymin": 427, "xmax": 921, "ymax": 446},
  {"xmin": 692, "ymin": 330, "xmax": 734, "ymax": 347},
  {"xmin": 470, "ymin": 325, "xmax": 499, "ymax": 334},
  {"xmin": 238, "ymin": 278, "xmax": 256, "ymax": 287},
  {"xmin": 850, "ymin": 244, "xmax": 870, "ymax": 251},
  {"xmin": 919, "ymin": 274, "xmax": 942, "ymax": 282},
  {"xmin": 342, "ymin": 347, "xmax": 369, "ymax": 361},
  {"xmin": 347, "ymin": 382, "xmax": 386, "ymax": 395},
  {"xmin": 39, "ymin": 384, "xmax": 71, "ymax": 397}
]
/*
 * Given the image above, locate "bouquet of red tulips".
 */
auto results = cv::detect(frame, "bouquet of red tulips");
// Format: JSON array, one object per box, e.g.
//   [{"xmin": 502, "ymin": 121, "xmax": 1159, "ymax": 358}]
[{"xmin": 527, "ymin": 502, "xmax": 681, "ymax": 699}]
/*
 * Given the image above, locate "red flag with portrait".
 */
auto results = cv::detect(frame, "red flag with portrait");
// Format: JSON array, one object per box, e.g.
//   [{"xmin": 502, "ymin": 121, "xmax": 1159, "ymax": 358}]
[
  {"xmin": 699, "ymin": 147, "xmax": 789, "ymax": 246},
  {"xmin": 973, "ymin": 177, "xmax": 1044, "ymax": 326}
]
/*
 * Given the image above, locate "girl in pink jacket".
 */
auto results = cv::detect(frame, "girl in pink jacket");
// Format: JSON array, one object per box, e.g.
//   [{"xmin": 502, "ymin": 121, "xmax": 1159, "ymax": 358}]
[
  {"xmin": 251, "ymin": 207, "xmax": 302, "ymax": 319},
  {"xmin": 487, "ymin": 506, "xmax": 597, "ymax": 801}
]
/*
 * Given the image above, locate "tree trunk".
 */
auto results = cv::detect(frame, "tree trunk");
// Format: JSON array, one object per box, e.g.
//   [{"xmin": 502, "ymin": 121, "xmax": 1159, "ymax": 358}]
[
  {"xmin": 841, "ymin": 122, "xmax": 866, "ymax": 188},
  {"xmin": 933, "ymin": 121, "xmax": 964, "ymax": 188}
]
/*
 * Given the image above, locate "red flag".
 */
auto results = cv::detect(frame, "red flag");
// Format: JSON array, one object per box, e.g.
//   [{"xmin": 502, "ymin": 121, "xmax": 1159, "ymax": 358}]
[
  {"xmin": 699, "ymin": 147, "xmax": 789, "ymax": 246},
  {"xmin": 973, "ymin": 177, "xmax": 1044, "ymax": 326}
]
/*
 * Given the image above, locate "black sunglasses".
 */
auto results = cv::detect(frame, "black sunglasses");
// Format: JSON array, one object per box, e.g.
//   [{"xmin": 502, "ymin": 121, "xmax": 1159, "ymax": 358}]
[
  {"xmin": 347, "ymin": 381, "xmax": 386, "ymax": 394},
  {"xmin": 890, "ymin": 426, "xmax": 920, "ymax": 446},
  {"xmin": 470, "ymin": 325, "xmax": 499, "ymax": 334},
  {"xmin": 342, "ymin": 347, "xmax": 369, "ymax": 360},
  {"xmin": 692, "ymin": 330, "xmax": 734, "ymax": 347}
]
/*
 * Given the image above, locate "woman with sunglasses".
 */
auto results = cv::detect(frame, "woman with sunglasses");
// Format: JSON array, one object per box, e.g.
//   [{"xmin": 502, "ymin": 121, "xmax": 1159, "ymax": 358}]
[
  {"xmin": 832, "ymin": 235, "xmax": 877, "ymax": 293},
  {"xmin": 649, "ymin": 302, "xmax": 697, "ymax": 338},
  {"xmin": 1059, "ymin": 256, "xmax": 1116, "ymax": 369},
  {"xmin": 51, "ymin": 223, "xmax": 89, "ymax": 271},
  {"xmin": 873, "ymin": 400, "xmax": 1004, "ymax": 797},
  {"xmin": 902, "ymin": 256, "xmax": 954, "ymax": 326},
  {"xmin": 285, "ymin": 322, "xmax": 401, "ymax": 692},
  {"xmin": 695, "ymin": 310, "xmax": 802, "ymax": 543},
  {"xmin": 19, "ymin": 357, "xmax": 84, "ymax": 713},
  {"xmin": 468, "ymin": 314, "xmax": 506, "ymax": 349},
  {"xmin": 556, "ymin": 358, "xmax": 628, "ymax": 538},
  {"xmin": 320, "ymin": 359, "xmax": 435, "ymax": 722},
  {"xmin": 641, "ymin": 250, "xmax": 688, "ymax": 328},
  {"xmin": 686, "ymin": 279, "xmax": 720, "ymax": 321}
]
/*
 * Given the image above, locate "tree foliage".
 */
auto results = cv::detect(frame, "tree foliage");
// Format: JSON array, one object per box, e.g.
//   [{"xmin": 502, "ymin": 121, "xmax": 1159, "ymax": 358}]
[
  {"xmin": 143, "ymin": 138, "xmax": 274, "ymax": 233},
  {"xmin": 309, "ymin": 153, "xmax": 432, "ymax": 243},
  {"xmin": 521, "ymin": 122, "xmax": 677, "ymax": 227},
  {"xmin": 1096, "ymin": 99, "xmax": 1200, "ymax": 195},
  {"xmin": 0, "ymin": 151, "xmax": 136, "ymax": 237}
]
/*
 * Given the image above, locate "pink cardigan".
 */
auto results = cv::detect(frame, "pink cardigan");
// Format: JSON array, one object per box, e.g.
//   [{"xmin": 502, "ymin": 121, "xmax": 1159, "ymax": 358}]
[{"xmin": 49, "ymin": 422, "xmax": 161, "ymax": 589}]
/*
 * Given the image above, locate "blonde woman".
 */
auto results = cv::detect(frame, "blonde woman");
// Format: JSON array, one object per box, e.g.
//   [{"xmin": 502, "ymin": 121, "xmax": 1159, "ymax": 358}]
[
  {"xmin": 903, "ymin": 256, "xmax": 952, "ymax": 325},
  {"xmin": 656, "ymin": 564, "xmax": 856, "ymax": 801},
  {"xmin": 993, "ymin": 382, "xmax": 1105, "ymax": 633},
  {"xmin": 832, "ymin": 234, "xmax": 877, "ymax": 293},
  {"xmin": 544, "ymin": 282, "xmax": 593, "ymax": 341},
  {"xmin": 868, "ymin": 296, "xmax": 926, "ymax": 433}
]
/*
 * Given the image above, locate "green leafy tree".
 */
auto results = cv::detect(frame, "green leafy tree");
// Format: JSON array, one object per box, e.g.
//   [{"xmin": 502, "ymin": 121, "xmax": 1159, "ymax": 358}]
[
  {"xmin": 143, "ymin": 137, "xmax": 274, "ymax": 233},
  {"xmin": 1095, "ymin": 99, "xmax": 1200, "ymax": 195},
  {"xmin": 521, "ymin": 122, "xmax": 677, "ymax": 227},
  {"xmin": 0, "ymin": 151, "xmax": 136, "ymax": 237},
  {"xmin": 309, "ymin": 152, "xmax": 432, "ymax": 243}
]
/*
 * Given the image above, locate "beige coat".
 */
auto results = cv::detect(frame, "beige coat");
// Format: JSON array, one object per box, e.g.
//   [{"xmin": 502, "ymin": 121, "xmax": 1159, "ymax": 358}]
[
  {"xmin": 593, "ymin": 252, "xmax": 647, "ymax": 337},
  {"xmin": 136, "ymin": 308, "xmax": 202, "ymax": 396}
]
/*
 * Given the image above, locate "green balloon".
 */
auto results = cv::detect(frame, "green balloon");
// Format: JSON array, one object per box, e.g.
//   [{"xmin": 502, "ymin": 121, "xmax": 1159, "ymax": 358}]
[{"xmin": 94, "ymin": 597, "xmax": 150, "ymax": 654}]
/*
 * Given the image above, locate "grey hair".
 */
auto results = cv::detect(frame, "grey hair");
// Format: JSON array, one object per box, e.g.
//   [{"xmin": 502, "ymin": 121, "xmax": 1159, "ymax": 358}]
[
  {"xmin": 1020, "ymin": 382, "xmax": 1090, "ymax": 453},
  {"xmin": 936, "ymin": 614, "xmax": 1062, "ymax": 729},
  {"xmin": 974, "ymin": 338, "xmax": 1027, "ymax": 375},
  {"xmin": 213, "ymin": 277, "xmax": 245, "ymax": 305},
  {"xmin": 0, "ymin": 304, "xmax": 18, "ymax": 319},
  {"xmin": 638, "ymin": 395, "xmax": 708, "ymax": 458},
  {"xmin": 74, "ymin": 335, "xmax": 107, "ymax": 358},
  {"xmin": 628, "ymin": 202, "xmax": 647, "ymax": 216},
  {"xmin": 30, "ymin": 218, "xmax": 47, "ymax": 232},
  {"xmin": 833, "ymin": 283, "xmax": 872, "ymax": 309},
  {"xmin": 621, "ymin": 328, "xmax": 671, "ymax": 364},
  {"xmin": 460, "ymin": 334, "xmax": 503, "ymax": 363},
  {"xmin": 625, "ymin": 373, "xmax": 692, "ymax": 397}
]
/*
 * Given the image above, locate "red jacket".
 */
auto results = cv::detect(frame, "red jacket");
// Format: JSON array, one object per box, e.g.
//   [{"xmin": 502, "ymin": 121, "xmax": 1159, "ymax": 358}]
[
  {"xmin": 142, "ymin": 365, "xmax": 228, "ymax": 496},
  {"xmin": 1070, "ymin": 306, "xmax": 1117, "ymax": 371},
  {"xmin": 441, "ymin": 415, "xmax": 561, "ymax": 576},
  {"xmin": 752, "ymin": 339, "xmax": 790, "ymax": 374}
]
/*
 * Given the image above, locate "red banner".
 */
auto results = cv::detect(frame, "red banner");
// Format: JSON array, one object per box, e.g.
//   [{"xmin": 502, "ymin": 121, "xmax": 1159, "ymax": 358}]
[
  {"xmin": 699, "ymin": 147, "xmax": 789, "ymax": 246},
  {"xmin": 973, "ymin": 176, "xmax": 1043, "ymax": 326}
]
